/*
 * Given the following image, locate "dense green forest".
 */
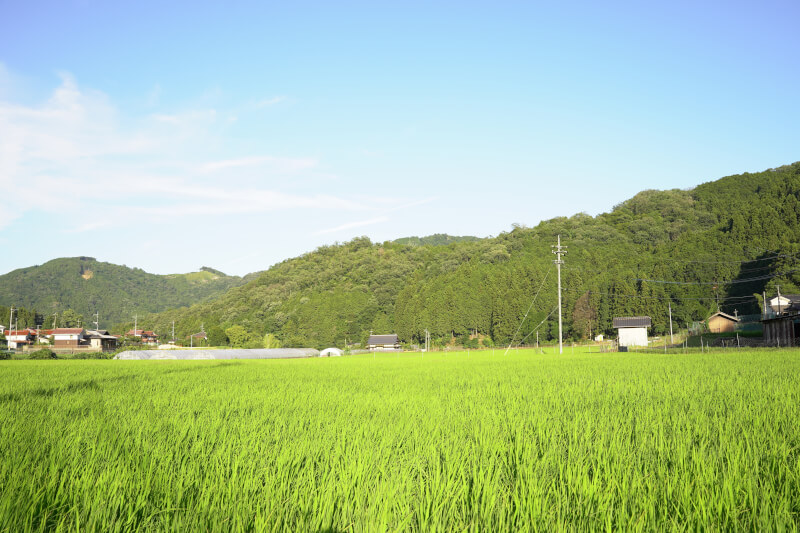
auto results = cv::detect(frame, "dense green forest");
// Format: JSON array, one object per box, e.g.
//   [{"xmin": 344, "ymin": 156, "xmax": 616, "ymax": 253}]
[
  {"xmin": 125, "ymin": 163, "xmax": 800, "ymax": 349},
  {"xmin": 393, "ymin": 234, "xmax": 481, "ymax": 246},
  {"xmin": 0, "ymin": 259, "xmax": 250, "ymax": 329}
]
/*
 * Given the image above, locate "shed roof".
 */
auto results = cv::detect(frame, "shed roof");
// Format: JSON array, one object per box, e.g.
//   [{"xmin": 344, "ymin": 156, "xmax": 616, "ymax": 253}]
[
  {"xmin": 707, "ymin": 311, "xmax": 740, "ymax": 322},
  {"xmin": 612, "ymin": 316, "xmax": 651, "ymax": 328}
]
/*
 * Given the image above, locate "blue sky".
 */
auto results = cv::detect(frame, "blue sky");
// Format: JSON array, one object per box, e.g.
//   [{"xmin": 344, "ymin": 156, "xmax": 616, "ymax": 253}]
[{"xmin": 1, "ymin": 0, "xmax": 798, "ymax": 276}]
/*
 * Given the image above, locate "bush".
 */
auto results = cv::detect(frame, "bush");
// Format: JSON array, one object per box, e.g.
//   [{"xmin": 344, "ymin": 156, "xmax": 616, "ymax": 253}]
[
  {"xmin": 28, "ymin": 348, "xmax": 57, "ymax": 360},
  {"xmin": 0, "ymin": 351, "xmax": 11, "ymax": 360}
]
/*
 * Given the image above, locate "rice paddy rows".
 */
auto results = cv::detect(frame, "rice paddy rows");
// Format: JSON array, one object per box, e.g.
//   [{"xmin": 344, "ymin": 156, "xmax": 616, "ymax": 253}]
[{"xmin": 1, "ymin": 349, "xmax": 799, "ymax": 531}]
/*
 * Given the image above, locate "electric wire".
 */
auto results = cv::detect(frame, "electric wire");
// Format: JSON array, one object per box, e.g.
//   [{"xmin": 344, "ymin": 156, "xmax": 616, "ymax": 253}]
[{"xmin": 503, "ymin": 270, "xmax": 550, "ymax": 356}]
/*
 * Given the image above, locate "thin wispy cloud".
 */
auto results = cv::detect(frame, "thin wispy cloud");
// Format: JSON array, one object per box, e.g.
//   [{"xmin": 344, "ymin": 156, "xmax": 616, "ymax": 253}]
[
  {"xmin": 315, "ymin": 216, "xmax": 390, "ymax": 236},
  {"xmin": 198, "ymin": 155, "xmax": 317, "ymax": 174},
  {"xmin": 255, "ymin": 96, "xmax": 285, "ymax": 108}
]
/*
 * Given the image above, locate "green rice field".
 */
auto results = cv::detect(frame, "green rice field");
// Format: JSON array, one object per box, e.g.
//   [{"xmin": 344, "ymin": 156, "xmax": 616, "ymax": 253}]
[{"xmin": 1, "ymin": 348, "xmax": 799, "ymax": 531}]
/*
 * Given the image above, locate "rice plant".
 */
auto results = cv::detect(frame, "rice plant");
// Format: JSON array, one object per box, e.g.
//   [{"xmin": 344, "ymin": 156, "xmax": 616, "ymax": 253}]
[{"xmin": 0, "ymin": 349, "xmax": 798, "ymax": 531}]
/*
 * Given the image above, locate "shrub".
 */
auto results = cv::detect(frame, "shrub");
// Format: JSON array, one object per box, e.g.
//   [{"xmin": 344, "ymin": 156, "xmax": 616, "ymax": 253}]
[
  {"xmin": 28, "ymin": 348, "xmax": 57, "ymax": 360},
  {"xmin": 0, "ymin": 351, "xmax": 11, "ymax": 360}
]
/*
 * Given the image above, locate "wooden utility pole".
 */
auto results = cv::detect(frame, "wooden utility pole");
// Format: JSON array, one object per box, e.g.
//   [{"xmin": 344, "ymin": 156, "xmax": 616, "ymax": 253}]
[{"xmin": 552, "ymin": 235, "xmax": 567, "ymax": 354}]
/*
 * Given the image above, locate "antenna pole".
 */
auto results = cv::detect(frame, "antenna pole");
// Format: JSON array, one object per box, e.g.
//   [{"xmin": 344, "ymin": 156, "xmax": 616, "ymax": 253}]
[{"xmin": 552, "ymin": 235, "xmax": 567, "ymax": 354}]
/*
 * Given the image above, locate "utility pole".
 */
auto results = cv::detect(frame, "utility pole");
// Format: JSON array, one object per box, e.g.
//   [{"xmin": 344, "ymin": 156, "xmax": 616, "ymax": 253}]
[
  {"xmin": 134, "ymin": 314, "xmax": 138, "ymax": 336},
  {"xmin": 762, "ymin": 290, "xmax": 767, "ymax": 318},
  {"xmin": 93, "ymin": 312, "xmax": 99, "ymax": 331},
  {"xmin": 52, "ymin": 313, "xmax": 58, "ymax": 329},
  {"xmin": 172, "ymin": 321, "xmax": 175, "ymax": 342},
  {"xmin": 777, "ymin": 286, "xmax": 782, "ymax": 315},
  {"xmin": 668, "ymin": 302, "xmax": 674, "ymax": 345},
  {"xmin": 9, "ymin": 307, "xmax": 14, "ymax": 334},
  {"xmin": 552, "ymin": 235, "xmax": 567, "ymax": 354}
]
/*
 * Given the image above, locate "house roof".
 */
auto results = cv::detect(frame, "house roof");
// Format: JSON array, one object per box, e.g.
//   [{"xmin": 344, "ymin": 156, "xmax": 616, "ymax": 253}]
[
  {"xmin": 4, "ymin": 330, "xmax": 33, "ymax": 336},
  {"xmin": 612, "ymin": 316, "xmax": 651, "ymax": 329},
  {"xmin": 368, "ymin": 334, "xmax": 399, "ymax": 344},
  {"xmin": 708, "ymin": 311, "xmax": 740, "ymax": 322},
  {"xmin": 52, "ymin": 328, "xmax": 84, "ymax": 335}
]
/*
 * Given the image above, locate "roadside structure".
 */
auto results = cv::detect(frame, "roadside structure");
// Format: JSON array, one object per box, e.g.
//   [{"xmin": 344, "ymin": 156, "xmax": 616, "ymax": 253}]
[
  {"xmin": 613, "ymin": 316, "xmax": 651, "ymax": 349},
  {"xmin": 706, "ymin": 311, "xmax": 739, "ymax": 333},
  {"xmin": 367, "ymin": 334, "xmax": 401, "ymax": 352},
  {"xmin": 320, "ymin": 347, "xmax": 343, "ymax": 357}
]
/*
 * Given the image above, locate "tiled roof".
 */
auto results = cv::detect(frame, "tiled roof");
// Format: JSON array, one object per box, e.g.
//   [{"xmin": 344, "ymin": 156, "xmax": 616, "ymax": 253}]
[
  {"xmin": 368, "ymin": 334, "xmax": 399, "ymax": 344},
  {"xmin": 52, "ymin": 328, "xmax": 84, "ymax": 334},
  {"xmin": 612, "ymin": 316, "xmax": 652, "ymax": 328}
]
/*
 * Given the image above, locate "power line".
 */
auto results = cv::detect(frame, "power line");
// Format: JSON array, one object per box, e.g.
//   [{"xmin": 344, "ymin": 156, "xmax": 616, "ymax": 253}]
[
  {"xmin": 503, "ymin": 269, "xmax": 550, "ymax": 356},
  {"xmin": 564, "ymin": 289, "xmax": 758, "ymax": 302},
  {"xmin": 634, "ymin": 267, "xmax": 800, "ymax": 286},
  {"xmin": 516, "ymin": 305, "xmax": 559, "ymax": 347}
]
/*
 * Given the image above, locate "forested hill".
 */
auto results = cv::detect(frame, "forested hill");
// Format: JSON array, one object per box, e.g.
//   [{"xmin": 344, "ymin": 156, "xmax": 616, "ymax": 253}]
[
  {"xmin": 0, "ymin": 258, "xmax": 248, "ymax": 329},
  {"xmin": 131, "ymin": 162, "xmax": 800, "ymax": 349},
  {"xmin": 393, "ymin": 234, "xmax": 482, "ymax": 246}
]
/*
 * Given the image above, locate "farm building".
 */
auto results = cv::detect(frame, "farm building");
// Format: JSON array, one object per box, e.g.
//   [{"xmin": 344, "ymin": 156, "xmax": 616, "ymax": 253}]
[
  {"xmin": 613, "ymin": 316, "xmax": 651, "ymax": 348},
  {"xmin": 707, "ymin": 311, "xmax": 739, "ymax": 333},
  {"xmin": 367, "ymin": 334, "xmax": 401, "ymax": 352},
  {"xmin": 320, "ymin": 348, "xmax": 343, "ymax": 357},
  {"xmin": 762, "ymin": 315, "xmax": 800, "ymax": 347}
]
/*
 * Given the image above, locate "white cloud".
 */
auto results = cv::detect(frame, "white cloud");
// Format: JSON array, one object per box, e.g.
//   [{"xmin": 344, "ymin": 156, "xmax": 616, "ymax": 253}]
[{"xmin": 0, "ymin": 71, "xmax": 376, "ymax": 236}]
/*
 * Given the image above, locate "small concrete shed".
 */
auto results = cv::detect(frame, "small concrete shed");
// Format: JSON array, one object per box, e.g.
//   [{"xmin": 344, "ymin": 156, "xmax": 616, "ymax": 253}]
[{"xmin": 320, "ymin": 348, "xmax": 343, "ymax": 357}]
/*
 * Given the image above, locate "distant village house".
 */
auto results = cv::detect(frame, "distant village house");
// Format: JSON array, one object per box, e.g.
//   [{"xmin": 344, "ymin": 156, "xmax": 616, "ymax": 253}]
[
  {"xmin": 51, "ymin": 328, "xmax": 85, "ymax": 348},
  {"xmin": 367, "ymin": 334, "xmax": 401, "ymax": 352},
  {"xmin": 5, "ymin": 329, "xmax": 34, "ymax": 349},
  {"xmin": 763, "ymin": 293, "xmax": 800, "ymax": 347},
  {"xmin": 127, "ymin": 329, "xmax": 159, "ymax": 345}
]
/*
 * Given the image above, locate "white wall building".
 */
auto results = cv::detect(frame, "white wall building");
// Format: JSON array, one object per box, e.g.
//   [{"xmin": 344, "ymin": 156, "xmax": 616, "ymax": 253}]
[{"xmin": 613, "ymin": 317, "xmax": 651, "ymax": 348}]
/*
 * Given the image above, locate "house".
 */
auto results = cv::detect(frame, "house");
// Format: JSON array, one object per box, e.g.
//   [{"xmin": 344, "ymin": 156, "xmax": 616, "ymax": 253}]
[
  {"xmin": 85, "ymin": 329, "xmax": 118, "ymax": 351},
  {"xmin": 367, "ymin": 334, "xmax": 401, "ymax": 352},
  {"xmin": 127, "ymin": 329, "xmax": 159, "ymax": 345},
  {"xmin": 768, "ymin": 294, "xmax": 800, "ymax": 316},
  {"xmin": 5, "ymin": 329, "xmax": 34, "ymax": 349},
  {"xmin": 613, "ymin": 317, "xmax": 651, "ymax": 349},
  {"xmin": 51, "ymin": 328, "xmax": 86, "ymax": 348},
  {"xmin": 707, "ymin": 311, "xmax": 739, "ymax": 333},
  {"xmin": 762, "ymin": 292, "xmax": 800, "ymax": 347}
]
